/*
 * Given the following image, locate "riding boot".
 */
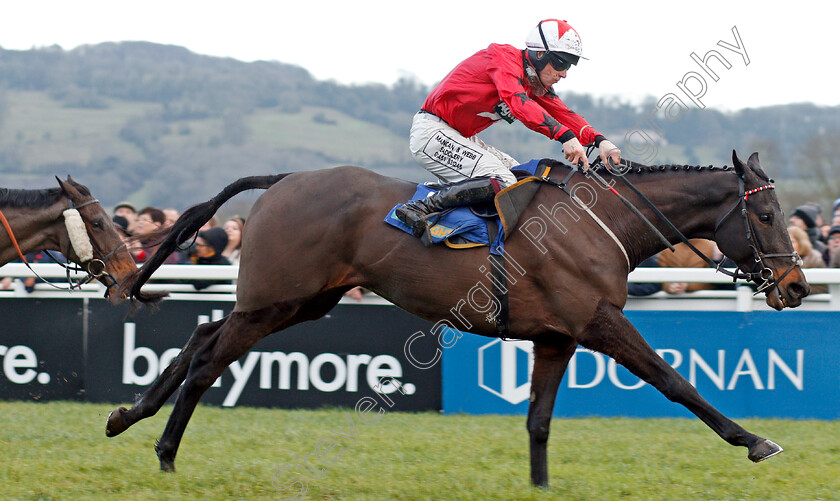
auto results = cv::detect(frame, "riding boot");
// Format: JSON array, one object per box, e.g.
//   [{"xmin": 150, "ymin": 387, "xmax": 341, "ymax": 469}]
[{"xmin": 395, "ymin": 178, "xmax": 497, "ymax": 246}]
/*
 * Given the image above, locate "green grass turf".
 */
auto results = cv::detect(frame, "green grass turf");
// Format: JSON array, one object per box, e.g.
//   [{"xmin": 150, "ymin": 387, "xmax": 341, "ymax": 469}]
[{"xmin": 0, "ymin": 401, "xmax": 837, "ymax": 500}]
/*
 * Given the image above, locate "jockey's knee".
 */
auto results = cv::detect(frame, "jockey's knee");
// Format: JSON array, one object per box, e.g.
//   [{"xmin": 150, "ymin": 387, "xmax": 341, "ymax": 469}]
[{"xmin": 495, "ymin": 170, "xmax": 517, "ymax": 188}]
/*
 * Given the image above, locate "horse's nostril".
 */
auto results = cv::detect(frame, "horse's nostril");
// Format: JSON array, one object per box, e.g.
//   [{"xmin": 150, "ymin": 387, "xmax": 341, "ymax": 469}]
[{"xmin": 788, "ymin": 282, "xmax": 809, "ymax": 299}]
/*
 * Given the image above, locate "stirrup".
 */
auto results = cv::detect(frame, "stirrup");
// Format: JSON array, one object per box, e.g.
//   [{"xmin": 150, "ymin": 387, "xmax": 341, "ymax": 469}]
[
  {"xmin": 409, "ymin": 216, "xmax": 437, "ymax": 247},
  {"xmin": 418, "ymin": 226, "xmax": 434, "ymax": 247},
  {"xmin": 395, "ymin": 207, "xmax": 436, "ymax": 247}
]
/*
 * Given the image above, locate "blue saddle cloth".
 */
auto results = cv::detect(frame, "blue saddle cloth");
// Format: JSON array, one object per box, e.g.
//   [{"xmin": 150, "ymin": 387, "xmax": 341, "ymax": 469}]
[{"xmin": 384, "ymin": 159, "xmax": 542, "ymax": 255}]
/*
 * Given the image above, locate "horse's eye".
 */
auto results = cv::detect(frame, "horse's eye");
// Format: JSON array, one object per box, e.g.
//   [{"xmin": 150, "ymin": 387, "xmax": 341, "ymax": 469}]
[
  {"xmin": 91, "ymin": 220, "xmax": 103, "ymax": 229},
  {"xmin": 758, "ymin": 213, "xmax": 772, "ymax": 224}
]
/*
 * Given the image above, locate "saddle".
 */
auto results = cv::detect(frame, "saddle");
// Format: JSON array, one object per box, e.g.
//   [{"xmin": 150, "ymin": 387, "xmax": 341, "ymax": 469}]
[{"xmin": 384, "ymin": 159, "xmax": 551, "ymax": 254}]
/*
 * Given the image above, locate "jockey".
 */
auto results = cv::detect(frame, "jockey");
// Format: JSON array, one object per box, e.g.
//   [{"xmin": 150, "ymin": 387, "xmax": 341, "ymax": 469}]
[{"xmin": 396, "ymin": 19, "xmax": 622, "ymax": 244}]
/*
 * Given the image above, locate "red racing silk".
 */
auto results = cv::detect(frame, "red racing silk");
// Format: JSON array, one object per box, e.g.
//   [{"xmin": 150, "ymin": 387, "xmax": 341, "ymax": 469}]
[{"xmin": 422, "ymin": 43, "xmax": 602, "ymax": 144}]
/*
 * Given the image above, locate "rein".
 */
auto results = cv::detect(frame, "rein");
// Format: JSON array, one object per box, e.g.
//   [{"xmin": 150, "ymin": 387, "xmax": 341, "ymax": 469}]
[
  {"xmin": 0, "ymin": 197, "xmax": 120, "ymax": 291},
  {"xmin": 539, "ymin": 166, "xmax": 631, "ymax": 269},
  {"xmin": 545, "ymin": 152, "xmax": 800, "ymax": 296},
  {"xmin": 0, "ymin": 207, "xmax": 30, "ymax": 266}
]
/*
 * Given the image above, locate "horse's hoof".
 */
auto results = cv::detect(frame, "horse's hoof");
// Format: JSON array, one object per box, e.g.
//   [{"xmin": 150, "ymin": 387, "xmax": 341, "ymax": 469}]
[
  {"xmin": 531, "ymin": 480, "xmax": 550, "ymax": 490},
  {"xmin": 748, "ymin": 439, "xmax": 783, "ymax": 462},
  {"xmin": 156, "ymin": 440, "xmax": 176, "ymax": 473},
  {"xmin": 105, "ymin": 407, "xmax": 130, "ymax": 437}
]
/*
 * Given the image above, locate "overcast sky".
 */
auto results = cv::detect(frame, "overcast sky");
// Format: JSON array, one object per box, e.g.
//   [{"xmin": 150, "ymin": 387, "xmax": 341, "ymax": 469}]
[{"xmin": 1, "ymin": 1, "xmax": 835, "ymax": 112}]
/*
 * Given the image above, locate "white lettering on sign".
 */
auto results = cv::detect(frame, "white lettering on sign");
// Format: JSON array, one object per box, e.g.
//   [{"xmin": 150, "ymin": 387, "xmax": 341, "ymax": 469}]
[
  {"xmin": 477, "ymin": 341, "xmax": 807, "ymax": 401},
  {"xmin": 0, "ymin": 344, "xmax": 51, "ymax": 385},
  {"xmin": 567, "ymin": 348, "xmax": 805, "ymax": 392},
  {"xmin": 121, "ymin": 317, "xmax": 414, "ymax": 408}
]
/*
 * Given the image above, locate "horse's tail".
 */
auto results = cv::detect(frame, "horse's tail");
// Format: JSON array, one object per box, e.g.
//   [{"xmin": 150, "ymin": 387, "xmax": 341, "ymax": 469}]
[{"xmin": 121, "ymin": 173, "xmax": 292, "ymax": 304}]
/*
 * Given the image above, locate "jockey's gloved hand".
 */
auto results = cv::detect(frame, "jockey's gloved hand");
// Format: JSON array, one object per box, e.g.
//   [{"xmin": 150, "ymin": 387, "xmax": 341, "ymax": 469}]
[{"xmin": 562, "ymin": 136, "xmax": 588, "ymax": 171}]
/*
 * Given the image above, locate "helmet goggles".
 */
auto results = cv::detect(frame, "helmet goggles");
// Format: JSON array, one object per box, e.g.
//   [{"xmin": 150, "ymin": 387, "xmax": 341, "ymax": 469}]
[{"xmin": 546, "ymin": 51, "xmax": 573, "ymax": 71}]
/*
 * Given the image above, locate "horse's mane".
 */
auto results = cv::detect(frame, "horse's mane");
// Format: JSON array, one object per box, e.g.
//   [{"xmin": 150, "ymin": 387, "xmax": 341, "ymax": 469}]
[
  {"xmin": 541, "ymin": 158, "xmax": 735, "ymax": 180},
  {"xmin": 609, "ymin": 159, "xmax": 734, "ymax": 175},
  {"xmin": 0, "ymin": 181, "xmax": 92, "ymax": 209},
  {"xmin": 0, "ymin": 187, "xmax": 64, "ymax": 208}
]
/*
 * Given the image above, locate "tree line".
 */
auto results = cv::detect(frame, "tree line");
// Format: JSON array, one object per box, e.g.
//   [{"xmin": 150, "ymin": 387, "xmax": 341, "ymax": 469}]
[{"xmin": 0, "ymin": 42, "xmax": 837, "ymax": 211}]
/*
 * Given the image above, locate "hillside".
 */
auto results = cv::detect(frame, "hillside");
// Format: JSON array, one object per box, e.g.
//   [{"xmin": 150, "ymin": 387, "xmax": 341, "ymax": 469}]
[{"xmin": 0, "ymin": 42, "xmax": 838, "ymax": 213}]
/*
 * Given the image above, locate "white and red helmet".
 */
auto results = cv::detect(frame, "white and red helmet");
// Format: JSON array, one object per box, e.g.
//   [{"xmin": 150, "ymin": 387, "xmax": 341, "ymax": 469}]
[{"xmin": 525, "ymin": 19, "xmax": 585, "ymax": 71}]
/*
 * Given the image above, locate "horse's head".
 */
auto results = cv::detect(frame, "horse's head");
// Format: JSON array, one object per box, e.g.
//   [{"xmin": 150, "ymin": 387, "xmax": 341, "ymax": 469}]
[
  {"xmin": 56, "ymin": 176, "xmax": 138, "ymax": 304},
  {"xmin": 712, "ymin": 152, "xmax": 810, "ymax": 310}
]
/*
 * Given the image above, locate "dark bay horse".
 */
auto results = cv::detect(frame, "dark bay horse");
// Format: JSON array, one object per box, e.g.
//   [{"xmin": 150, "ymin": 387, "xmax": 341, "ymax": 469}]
[
  {"xmin": 107, "ymin": 151, "xmax": 809, "ymax": 487},
  {"xmin": 0, "ymin": 177, "xmax": 137, "ymax": 302}
]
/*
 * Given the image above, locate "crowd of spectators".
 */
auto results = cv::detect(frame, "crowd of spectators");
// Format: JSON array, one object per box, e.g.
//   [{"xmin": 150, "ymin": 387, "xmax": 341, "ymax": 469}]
[
  {"xmin": 788, "ymin": 198, "xmax": 840, "ymax": 268},
  {"xmin": 5, "ymin": 197, "xmax": 839, "ymax": 299},
  {"xmin": 105, "ymin": 202, "xmax": 244, "ymax": 291},
  {"xmin": 105, "ymin": 203, "xmax": 376, "ymax": 297}
]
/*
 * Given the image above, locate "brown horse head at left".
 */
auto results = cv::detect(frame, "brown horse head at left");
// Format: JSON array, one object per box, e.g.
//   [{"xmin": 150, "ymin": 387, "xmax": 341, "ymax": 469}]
[
  {"xmin": 0, "ymin": 176, "xmax": 138, "ymax": 304},
  {"xmin": 712, "ymin": 151, "xmax": 810, "ymax": 310}
]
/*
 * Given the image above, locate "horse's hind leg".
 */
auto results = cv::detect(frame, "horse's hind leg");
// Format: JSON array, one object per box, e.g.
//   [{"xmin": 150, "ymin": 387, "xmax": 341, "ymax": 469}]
[
  {"xmin": 154, "ymin": 304, "xmax": 294, "ymax": 472},
  {"xmin": 106, "ymin": 317, "xmax": 226, "ymax": 437},
  {"xmin": 578, "ymin": 300, "xmax": 782, "ymax": 462},
  {"xmin": 527, "ymin": 336, "xmax": 578, "ymax": 489}
]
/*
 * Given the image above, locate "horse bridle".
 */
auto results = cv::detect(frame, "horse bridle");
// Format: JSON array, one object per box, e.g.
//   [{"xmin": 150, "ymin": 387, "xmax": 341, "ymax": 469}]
[
  {"xmin": 0, "ymin": 197, "xmax": 125, "ymax": 292},
  {"xmin": 579, "ymin": 153, "xmax": 802, "ymax": 296},
  {"xmin": 711, "ymin": 174, "xmax": 802, "ymax": 294}
]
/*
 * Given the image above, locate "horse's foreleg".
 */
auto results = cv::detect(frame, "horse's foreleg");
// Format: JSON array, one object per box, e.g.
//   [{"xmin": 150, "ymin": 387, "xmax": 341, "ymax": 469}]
[
  {"xmin": 527, "ymin": 336, "xmax": 578, "ymax": 489},
  {"xmin": 106, "ymin": 317, "xmax": 226, "ymax": 438},
  {"xmin": 578, "ymin": 300, "xmax": 782, "ymax": 462},
  {"xmin": 155, "ymin": 307, "xmax": 282, "ymax": 472}
]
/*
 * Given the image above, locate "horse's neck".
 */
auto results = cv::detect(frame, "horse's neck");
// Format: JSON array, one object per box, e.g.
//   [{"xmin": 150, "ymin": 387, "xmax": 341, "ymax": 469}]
[
  {"xmin": 0, "ymin": 202, "xmax": 66, "ymax": 266},
  {"xmin": 615, "ymin": 170, "xmax": 734, "ymax": 267}
]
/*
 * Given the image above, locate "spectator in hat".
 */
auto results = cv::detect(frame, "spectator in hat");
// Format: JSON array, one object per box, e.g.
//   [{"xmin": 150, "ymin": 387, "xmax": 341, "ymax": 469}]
[
  {"xmin": 186, "ymin": 227, "xmax": 232, "ymax": 290},
  {"xmin": 790, "ymin": 204, "xmax": 828, "ymax": 256},
  {"xmin": 827, "ymin": 225, "xmax": 840, "ymax": 268},
  {"xmin": 113, "ymin": 202, "xmax": 138, "ymax": 234},
  {"xmin": 803, "ymin": 201, "xmax": 830, "ymax": 245},
  {"xmin": 112, "ymin": 215, "xmax": 131, "ymax": 241}
]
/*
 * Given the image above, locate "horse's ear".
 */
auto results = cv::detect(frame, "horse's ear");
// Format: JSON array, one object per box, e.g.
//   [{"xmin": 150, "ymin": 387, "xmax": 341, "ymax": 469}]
[
  {"xmin": 56, "ymin": 176, "xmax": 79, "ymax": 197},
  {"xmin": 732, "ymin": 150, "xmax": 746, "ymax": 179},
  {"xmin": 747, "ymin": 152, "xmax": 760, "ymax": 167},
  {"xmin": 746, "ymin": 151, "xmax": 772, "ymax": 183},
  {"xmin": 66, "ymin": 174, "xmax": 77, "ymax": 185}
]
